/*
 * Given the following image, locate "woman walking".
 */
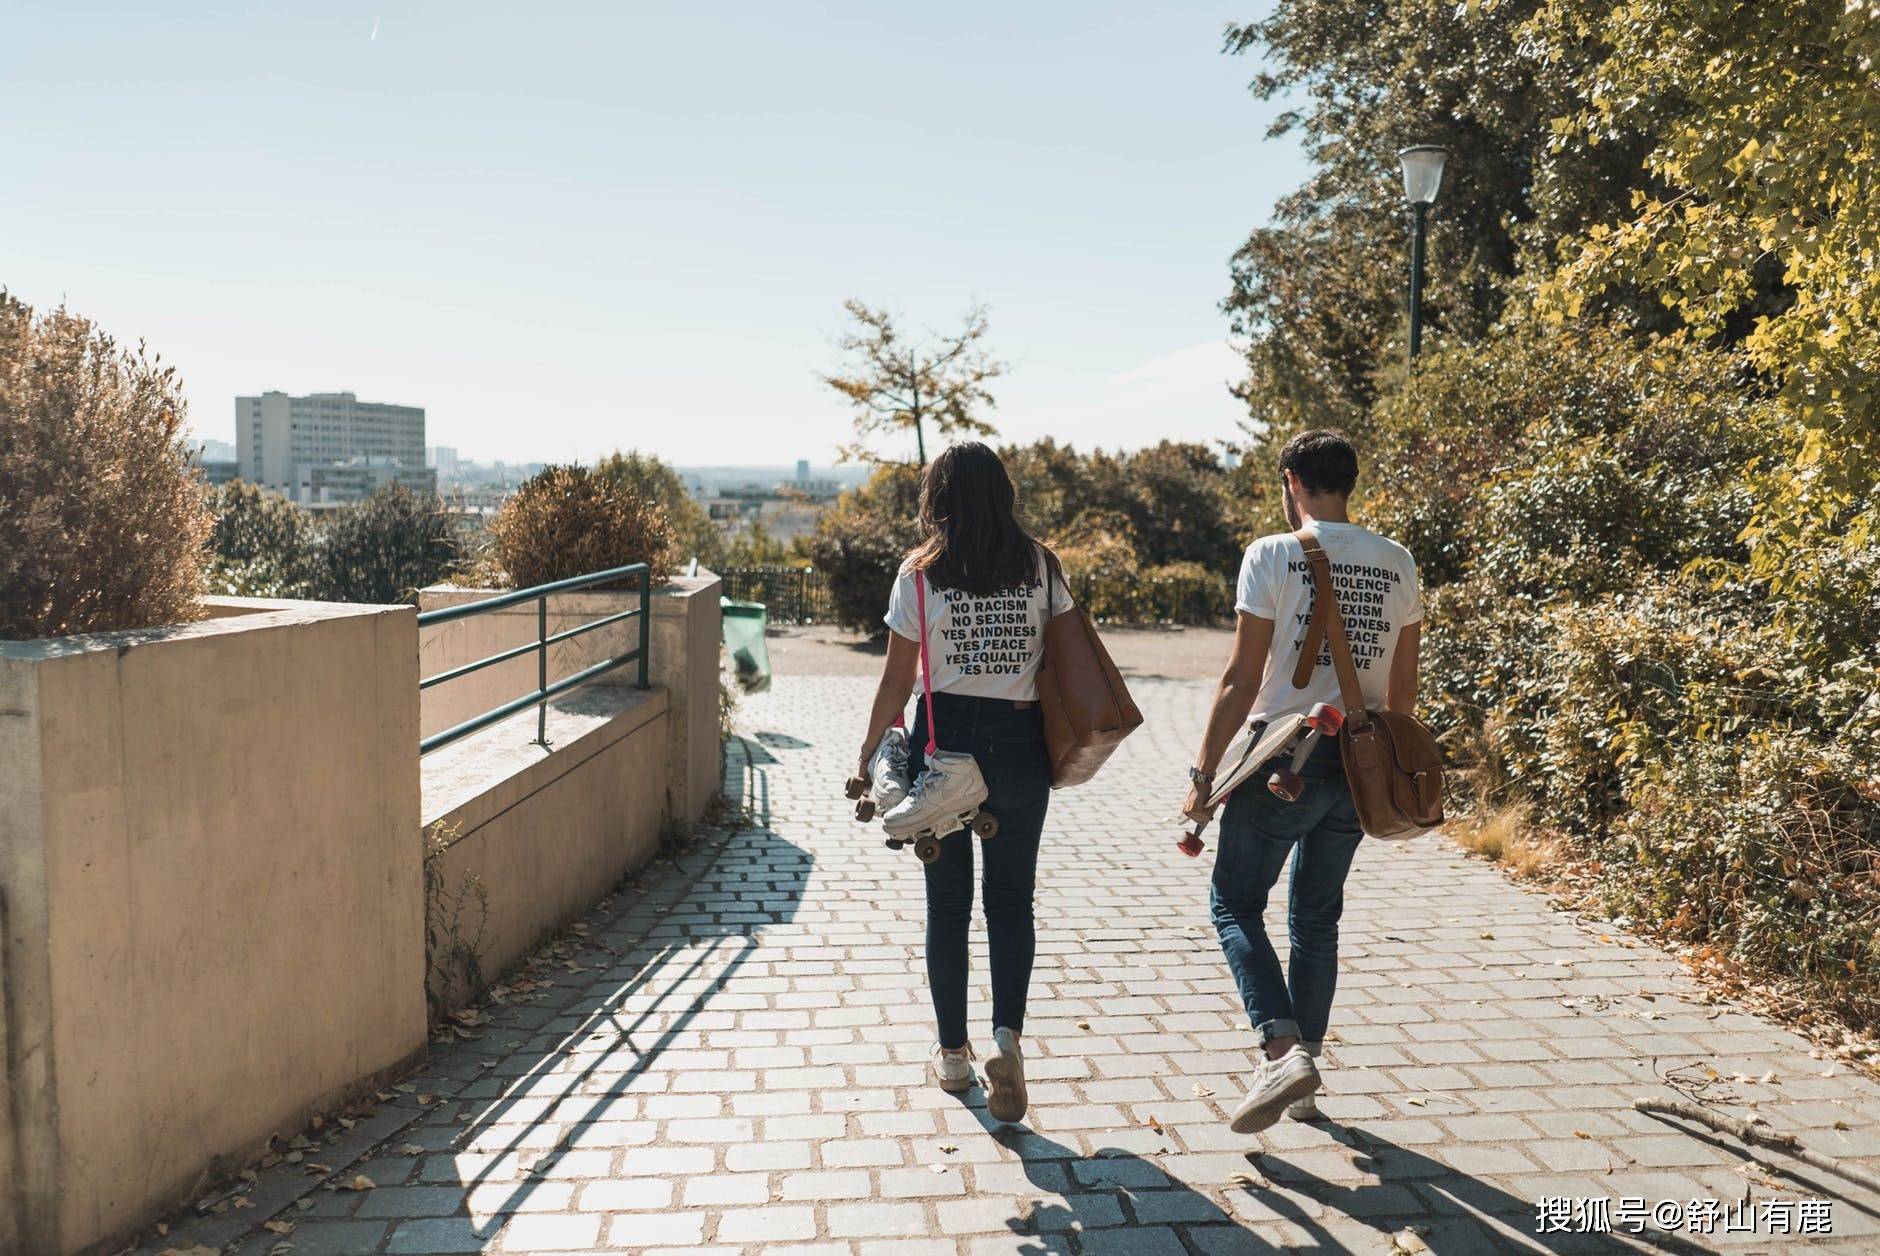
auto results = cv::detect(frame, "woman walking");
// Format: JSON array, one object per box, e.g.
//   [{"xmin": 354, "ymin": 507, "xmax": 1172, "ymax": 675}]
[{"xmin": 854, "ymin": 441, "xmax": 1072, "ymax": 1124}]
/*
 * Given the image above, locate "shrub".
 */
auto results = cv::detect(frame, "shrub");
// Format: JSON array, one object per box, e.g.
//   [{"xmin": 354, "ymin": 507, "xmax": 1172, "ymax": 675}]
[
  {"xmin": 489, "ymin": 464, "xmax": 673, "ymax": 590},
  {"xmin": 206, "ymin": 480, "xmax": 315, "ymax": 597},
  {"xmin": 804, "ymin": 464, "xmax": 922, "ymax": 634},
  {"xmin": 309, "ymin": 485, "xmax": 461, "ymax": 603},
  {"xmin": 0, "ymin": 294, "xmax": 212, "ymax": 637},
  {"xmin": 596, "ymin": 450, "xmax": 723, "ymax": 571}
]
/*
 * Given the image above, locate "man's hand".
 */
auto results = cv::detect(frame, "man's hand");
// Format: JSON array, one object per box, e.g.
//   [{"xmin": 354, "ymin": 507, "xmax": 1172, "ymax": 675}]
[{"xmin": 1182, "ymin": 780, "xmax": 1216, "ymax": 826}]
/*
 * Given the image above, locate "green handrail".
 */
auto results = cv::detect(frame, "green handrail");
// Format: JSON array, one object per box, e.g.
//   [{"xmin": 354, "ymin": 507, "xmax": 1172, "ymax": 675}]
[{"xmin": 416, "ymin": 563, "xmax": 651, "ymax": 754}]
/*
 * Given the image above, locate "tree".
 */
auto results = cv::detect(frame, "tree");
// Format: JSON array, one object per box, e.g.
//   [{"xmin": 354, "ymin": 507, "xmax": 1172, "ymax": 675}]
[
  {"xmin": 310, "ymin": 485, "xmax": 461, "ymax": 604},
  {"xmin": 1528, "ymin": 0, "xmax": 1880, "ymax": 644},
  {"xmin": 821, "ymin": 300, "xmax": 1003, "ymax": 464},
  {"xmin": 1220, "ymin": 0, "xmax": 1663, "ymax": 445},
  {"xmin": 206, "ymin": 480, "xmax": 314, "ymax": 597},
  {"xmin": 596, "ymin": 449, "xmax": 723, "ymax": 570}
]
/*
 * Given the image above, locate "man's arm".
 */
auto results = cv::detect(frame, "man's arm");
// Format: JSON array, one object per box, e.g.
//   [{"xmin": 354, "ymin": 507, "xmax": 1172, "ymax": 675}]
[
  {"xmin": 1386, "ymin": 621, "xmax": 1419, "ymax": 716},
  {"xmin": 1182, "ymin": 612, "xmax": 1273, "ymax": 822}
]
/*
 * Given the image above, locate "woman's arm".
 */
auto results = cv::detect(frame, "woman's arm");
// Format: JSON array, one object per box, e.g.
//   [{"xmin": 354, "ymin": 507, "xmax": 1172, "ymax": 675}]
[
  {"xmin": 1386, "ymin": 621, "xmax": 1420, "ymax": 716},
  {"xmin": 1182, "ymin": 612, "xmax": 1274, "ymax": 822},
  {"xmin": 857, "ymin": 631, "xmax": 920, "ymax": 779}
]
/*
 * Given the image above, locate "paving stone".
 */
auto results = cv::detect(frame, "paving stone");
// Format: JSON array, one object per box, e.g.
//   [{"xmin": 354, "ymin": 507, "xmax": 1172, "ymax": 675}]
[{"xmin": 160, "ymin": 674, "xmax": 1880, "ymax": 1256}]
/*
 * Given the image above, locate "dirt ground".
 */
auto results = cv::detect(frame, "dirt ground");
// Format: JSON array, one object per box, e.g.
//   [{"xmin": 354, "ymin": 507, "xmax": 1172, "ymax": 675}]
[{"xmin": 758, "ymin": 622, "xmax": 1234, "ymax": 683}]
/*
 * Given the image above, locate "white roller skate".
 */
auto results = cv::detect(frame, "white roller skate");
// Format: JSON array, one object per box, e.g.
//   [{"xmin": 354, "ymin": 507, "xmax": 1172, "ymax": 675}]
[
  {"xmin": 869, "ymin": 724, "xmax": 912, "ymax": 816},
  {"xmin": 881, "ymin": 749, "xmax": 999, "ymax": 864}
]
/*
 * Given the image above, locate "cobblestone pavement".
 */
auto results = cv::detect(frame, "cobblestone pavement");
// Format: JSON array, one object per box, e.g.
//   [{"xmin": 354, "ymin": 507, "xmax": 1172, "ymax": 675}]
[{"xmin": 167, "ymin": 675, "xmax": 1880, "ymax": 1256}]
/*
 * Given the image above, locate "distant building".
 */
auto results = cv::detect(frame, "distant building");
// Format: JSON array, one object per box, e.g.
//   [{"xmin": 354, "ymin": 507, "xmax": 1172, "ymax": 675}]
[
  {"xmin": 302, "ymin": 456, "xmax": 438, "ymax": 508},
  {"xmin": 428, "ymin": 445, "xmax": 460, "ymax": 476},
  {"xmin": 236, "ymin": 391, "xmax": 427, "ymax": 502},
  {"xmin": 198, "ymin": 438, "xmax": 237, "ymax": 463},
  {"xmin": 187, "ymin": 446, "xmax": 241, "ymax": 486},
  {"xmin": 796, "ymin": 459, "xmax": 811, "ymax": 483}
]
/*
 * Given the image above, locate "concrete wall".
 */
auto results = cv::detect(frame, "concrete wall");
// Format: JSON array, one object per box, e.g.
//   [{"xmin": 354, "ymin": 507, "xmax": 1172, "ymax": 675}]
[
  {"xmin": 420, "ymin": 688, "xmax": 670, "ymax": 1009},
  {"xmin": 418, "ymin": 571, "xmax": 723, "ymax": 824},
  {"xmin": 0, "ymin": 602, "xmax": 428, "ymax": 1256}
]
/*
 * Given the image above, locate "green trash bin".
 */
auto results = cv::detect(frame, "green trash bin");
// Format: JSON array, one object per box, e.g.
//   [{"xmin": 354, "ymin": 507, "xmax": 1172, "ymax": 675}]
[{"xmin": 722, "ymin": 597, "xmax": 772, "ymax": 693}]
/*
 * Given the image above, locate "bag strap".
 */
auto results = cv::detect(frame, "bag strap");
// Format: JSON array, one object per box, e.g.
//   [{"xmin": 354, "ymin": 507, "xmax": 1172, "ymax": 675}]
[
  {"xmin": 1293, "ymin": 529, "xmax": 1370, "ymax": 730},
  {"xmin": 914, "ymin": 570, "xmax": 939, "ymax": 756}
]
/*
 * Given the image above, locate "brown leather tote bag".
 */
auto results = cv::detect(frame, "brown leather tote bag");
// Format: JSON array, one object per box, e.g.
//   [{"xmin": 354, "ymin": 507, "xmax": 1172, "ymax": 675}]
[
  {"xmin": 1035, "ymin": 557, "xmax": 1143, "ymax": 787},
  {"xmin": 1294, "ymin": 531, "xmax": 1445, "ymax": 838}
]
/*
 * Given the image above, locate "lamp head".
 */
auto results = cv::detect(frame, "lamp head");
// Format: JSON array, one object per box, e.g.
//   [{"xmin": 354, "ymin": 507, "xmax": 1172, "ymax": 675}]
[{"xmin": 1398, "ymin": 145, "xmax": 1449, "ymax": 206}]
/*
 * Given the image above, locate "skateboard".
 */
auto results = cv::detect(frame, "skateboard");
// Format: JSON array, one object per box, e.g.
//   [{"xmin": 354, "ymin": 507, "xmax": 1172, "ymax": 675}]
[{"xmin": 1177, "ymin": 703, "xmax": 1345, "ymax": 857}]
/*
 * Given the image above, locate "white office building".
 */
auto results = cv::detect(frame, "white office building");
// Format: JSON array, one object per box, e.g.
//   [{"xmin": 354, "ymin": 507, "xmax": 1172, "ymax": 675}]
[{"xmin": 236, "ymin": 391, "xmax": 428, "ymax": 502}]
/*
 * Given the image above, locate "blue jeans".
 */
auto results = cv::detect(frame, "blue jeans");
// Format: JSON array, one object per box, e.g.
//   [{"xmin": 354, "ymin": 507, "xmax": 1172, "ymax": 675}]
[
  {"xmin": 1210, "ymin": 739, "xmax": 1363, "ymax": 1046},
  {"xmin": 911, "ymin": 693, "xmax": 1052, "ymax": 1050}
]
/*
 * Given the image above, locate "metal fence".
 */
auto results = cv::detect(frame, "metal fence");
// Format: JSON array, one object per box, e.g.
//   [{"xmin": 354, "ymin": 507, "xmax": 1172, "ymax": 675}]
[
  {"xmin": 719, "ymin": 566, "xmax": 836, "ymax": 625},
  {"xmin": 416, "ymin": 564, "xmax": 651, "ymax": 754}
]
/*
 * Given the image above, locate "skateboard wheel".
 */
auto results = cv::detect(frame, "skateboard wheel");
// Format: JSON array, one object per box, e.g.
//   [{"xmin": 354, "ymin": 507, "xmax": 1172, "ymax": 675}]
[
  {"xmin": 971, "ymin": 811, "xmax": 999, "ymax": 839},
  {"xmin": 1306, "ymin": 704, "xmax": 1344, "ymax": 735},
  {"xmin": 914, "ymin": 836, "xmax": 942, "ymax": 864},
  {"xmin": 1268, "ymin": 767, "xmax": 1305, "ymax": 801},
  {"xmin": 1177, "ymin": 833, "xmax": 1204, "ymax": 857}
]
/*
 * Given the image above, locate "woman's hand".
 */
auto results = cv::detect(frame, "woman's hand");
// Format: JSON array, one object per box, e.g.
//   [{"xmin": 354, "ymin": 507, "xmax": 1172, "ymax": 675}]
[
  {"xmin": 1181, "ymin": 781, "xmax": 1215, "ymax": 825},
  {"xmin": 855, "ymin": 747, "xmax": 874, "ymax": 784}
]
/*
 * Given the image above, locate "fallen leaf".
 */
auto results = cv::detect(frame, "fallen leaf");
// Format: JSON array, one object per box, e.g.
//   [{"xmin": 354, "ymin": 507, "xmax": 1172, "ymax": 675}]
[
  {"xmin": 1145, "ymin": 1115, "xmax": 1164, "ymax": 1135},
  {"xmin": 1573, "ymin": 1130, "xmax": 1591, "ymax": 1139},
  {"xmin": 158, "ymin": 1247, "xmax": 221, "ymax": 1256},
  {"xmin": 938, "ymin": 1143, "xmax": 958, "ymax": 1154},
  {"xmin": 303, "ymin": 1163, "xmax": 331, "ymax": 1175},
  {"xmin": 1406, "ymin": 1096, "xmax": 1427, "ymax": 1106},
  {"xmin": 1192, "ymin": 1083, "xmax": 1214, "ymax": 1098},
  {"xmin": 1391, "ymin": 1227, "xmax": 1431, "ymax": 1254},
  {"xmin": 294, "ymin": 1198, "xmax": 315, "ymax": 1212},
  {"xmin": 1076, "ymin": 1021, "xmax": 1091, "ymax": 1030},
  {"xmin": 1479, "ymin": 932, "xmax": 1495, "ymax": 941},
  {"xmin": 399, "ymin": 1143, "xmax": 426, "ymax": 1156},
  {"xmin": 263, "ymin": 1221, "xmax": 295, "ymax": 1235},
  {"xmin": 341, "ymin": 1175, "xmax": 376, "ymax": 1192},
  {"xmin": 1834, "ymin": 1119, "xmax": 1851, "ymax": 1131},
  {"xmin": 1229, "ymin": 1170, "xmax": 1268, "ymax": 1189}
]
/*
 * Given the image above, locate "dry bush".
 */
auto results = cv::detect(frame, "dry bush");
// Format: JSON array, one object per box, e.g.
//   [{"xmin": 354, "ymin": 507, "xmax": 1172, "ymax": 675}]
[
  {"xmin": 0, "ymin": 293, "xmax": 211, "ymax": 638},
  {"xmin": 1448, "ymin": 805, "xmax": 1560, "ymax": 881},
  {"xmin": 488, "ymin": 464, "xmax": 673, "ymax": 590}
]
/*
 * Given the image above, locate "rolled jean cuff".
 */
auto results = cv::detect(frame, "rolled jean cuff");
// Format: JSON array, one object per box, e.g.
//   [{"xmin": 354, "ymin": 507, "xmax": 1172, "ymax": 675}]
[{"xmin": 1254, "ymin": 1017, "xmax": 1301, "ymax": 1047}]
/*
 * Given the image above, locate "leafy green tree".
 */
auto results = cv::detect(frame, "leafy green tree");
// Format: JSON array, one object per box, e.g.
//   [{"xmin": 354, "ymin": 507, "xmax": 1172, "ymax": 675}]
[
  {"xmin": 804, "ymin": 464, "xmax": 923, "ymax": 634},
  {"xmin": 309, "ymin": 485, "xmax": 461, "ymax": 604},
  {"xmin": 822, "ymin": 300, "xmax": 1003, "ymax": 464},
  {"xmin": 1220, "ymin": 0, "xmax": 1661, "ymax": 444},
  {"xmin": 206, "ymin": 480, "xmax": 315, "ymax": 597},
  {"xmin": 597, "ymin": 449, "xmax": 724, "ymax": 570},
  {"xmin": 1529, "ymin": 0, "xmax": 1880, "ymax": 656}
]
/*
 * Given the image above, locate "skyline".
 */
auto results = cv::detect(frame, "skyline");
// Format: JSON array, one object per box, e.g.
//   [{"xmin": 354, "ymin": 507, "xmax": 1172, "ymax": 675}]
[{"xmin": 5, "ymin": 2, "xmax": 1305, "ymax": 465}]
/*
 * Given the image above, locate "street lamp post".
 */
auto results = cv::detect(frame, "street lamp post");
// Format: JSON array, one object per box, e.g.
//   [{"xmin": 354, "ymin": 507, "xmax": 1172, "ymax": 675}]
[{"xmin": 1398, "ymin": 145, "xmax": 1449, "ymax": 362}]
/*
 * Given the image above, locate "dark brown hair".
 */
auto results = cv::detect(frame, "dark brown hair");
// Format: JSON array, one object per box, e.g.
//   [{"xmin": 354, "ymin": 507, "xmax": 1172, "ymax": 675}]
[
  {"xmin": 1278, "ymin": 428, "xmax": 1359, "ymax": 496},
  {"xmin": 906, "ymin": 441, "xmax": 1052, "ymax": 596}
]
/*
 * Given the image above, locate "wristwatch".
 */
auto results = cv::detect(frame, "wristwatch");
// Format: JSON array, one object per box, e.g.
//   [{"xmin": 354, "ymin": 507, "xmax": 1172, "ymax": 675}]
[{"xmin": 1188, "ymin": 765, "xmax": 1214, "ymax": 788}]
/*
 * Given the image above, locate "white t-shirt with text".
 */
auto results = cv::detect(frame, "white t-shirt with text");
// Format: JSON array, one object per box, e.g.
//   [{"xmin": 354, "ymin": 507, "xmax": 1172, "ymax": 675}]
[
  {"xmin": 884, "ymin": 554, "xmax": 1074, "ymax": 702},
  {"xmin": 1234, "ymin": 520, "xmax": 1422, "ymax": 726}
]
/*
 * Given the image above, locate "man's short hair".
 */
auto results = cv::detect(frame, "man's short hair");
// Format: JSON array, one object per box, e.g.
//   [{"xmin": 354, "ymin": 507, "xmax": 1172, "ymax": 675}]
[{"xmin": 1278, "ymin": 429, "xmax": 1359, "ymax": 496}]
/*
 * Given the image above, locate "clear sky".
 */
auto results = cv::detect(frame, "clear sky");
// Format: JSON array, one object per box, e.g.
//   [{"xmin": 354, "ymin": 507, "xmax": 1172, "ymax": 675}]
[{"xmin": 4, "ymin": 2, "xmax": 1303, "ymax": 466}]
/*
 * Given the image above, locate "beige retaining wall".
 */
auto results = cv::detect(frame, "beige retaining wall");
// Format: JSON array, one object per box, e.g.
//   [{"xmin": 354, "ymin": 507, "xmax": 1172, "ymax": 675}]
[
  {"xmin": 418, "ymin": 571, "xmax": 723, "ymax": 824},
  {"xmin": 0, "ymin": 600, "xmax": 428, "ymax": 1256}
]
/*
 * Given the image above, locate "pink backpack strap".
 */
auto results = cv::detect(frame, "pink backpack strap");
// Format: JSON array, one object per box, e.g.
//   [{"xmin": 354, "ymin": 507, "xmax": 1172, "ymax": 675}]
[{"xmin": 914, "ymin": 571, "xmax": 939, "ymax": 755}]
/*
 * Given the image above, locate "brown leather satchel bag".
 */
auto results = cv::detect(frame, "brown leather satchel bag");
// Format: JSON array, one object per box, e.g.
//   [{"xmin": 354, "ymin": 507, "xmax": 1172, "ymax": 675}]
[
  {"xmin": 1035, "ymin": 559, "xmax": 1143, "ymax": 787},
  {"xmin": 1293, "ymin": 530, "xmax": 1445, "ymax": 838}
]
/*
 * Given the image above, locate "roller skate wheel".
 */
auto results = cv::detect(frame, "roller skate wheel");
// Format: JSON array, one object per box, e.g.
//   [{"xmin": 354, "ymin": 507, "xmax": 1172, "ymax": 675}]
[
  {"xmin": 914, "ymin": 836, "xmax": 942, "ymax": 863},
  {"xmin": 971, "ymin": 811, "xmax": 999, "ymax": 839},
  {"xmin": 1267, "ymin": 767, "xmax": 1305, "ymax": 802},
  {"xmin": 884, "ymin": 836, "xmax": 904, "ymax": 850},
  {"xmin": 1177, "ymin": 833, "xmax": 1204, "ymax": 857},
  {"xmin": 844, "ymin": 776, "xmax": 869, "ymax": 800},
  {"xmin": 854, "ymin": 799, "xmax": 876, "ymax": 822}
]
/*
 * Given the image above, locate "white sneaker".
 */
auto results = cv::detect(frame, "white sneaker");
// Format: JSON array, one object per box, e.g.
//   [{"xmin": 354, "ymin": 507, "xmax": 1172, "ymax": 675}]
[
  {"xmin": 868, "ymin": 725, "xmax": 912, "ymax": 815},
  {"xmin": 984, "ymin": 1027, "xmax": 1028, "ymax": 1123},
  {"xmin": 1229, "ymin": 1044, "xmax": 1320, "ymax": 1135},
  {"xmin": 881, "ymin": 750, "xmax": 988, "ymax": 840},
  {"xmin": 1286, "ymin": 1041, "xmax": 1325, "ymax": 1121},
  {"xmin": 931, "ymin": 1042, "xmax": 974, "ymax": 1093}
]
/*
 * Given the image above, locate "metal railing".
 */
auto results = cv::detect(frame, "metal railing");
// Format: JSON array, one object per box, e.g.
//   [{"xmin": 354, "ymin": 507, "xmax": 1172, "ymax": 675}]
[
  {"xmin": 719, "ymin": 565, "xmax": 834, "ymax": 624},
  {"xmin": 417, "ymin": 564, "xmax": 651, "ymax": 755}
]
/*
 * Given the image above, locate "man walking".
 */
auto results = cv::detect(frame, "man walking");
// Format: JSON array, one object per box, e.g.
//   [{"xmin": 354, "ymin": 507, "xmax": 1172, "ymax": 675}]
[{"xmin": 1182, "ymin": 429, "xmax": 1423, "ymax": 1133}]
